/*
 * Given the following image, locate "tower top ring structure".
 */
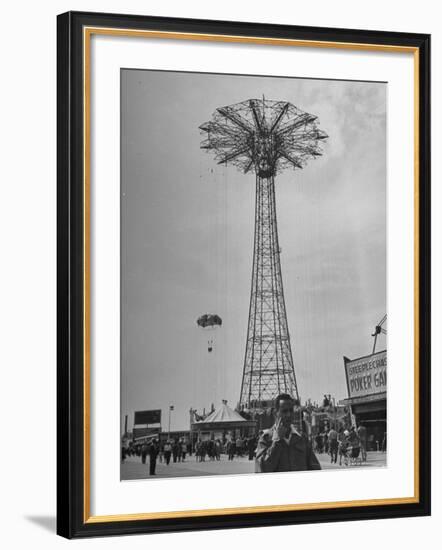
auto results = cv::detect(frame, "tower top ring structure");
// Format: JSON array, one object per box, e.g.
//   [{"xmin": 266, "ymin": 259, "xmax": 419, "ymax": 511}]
[{"xmin": 199, "ymin": 97, "xmax": 328, "ymax": 178}]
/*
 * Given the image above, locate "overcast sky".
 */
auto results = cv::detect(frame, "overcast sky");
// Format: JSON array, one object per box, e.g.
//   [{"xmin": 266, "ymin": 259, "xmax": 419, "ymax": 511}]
[{"xmin": 121, "ymin": 69, "xmax": 386, "ymax": 432}]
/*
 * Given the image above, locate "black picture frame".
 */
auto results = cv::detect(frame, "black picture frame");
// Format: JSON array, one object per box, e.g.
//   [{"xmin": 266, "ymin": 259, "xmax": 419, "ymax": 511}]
[{"xmin": 57, "ymin": 10, "xmax": 431, "ymax": 539}]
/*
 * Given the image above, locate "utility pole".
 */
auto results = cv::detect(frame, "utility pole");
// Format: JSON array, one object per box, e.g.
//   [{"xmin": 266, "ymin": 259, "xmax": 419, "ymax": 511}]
[{"xmin": 168, "ymin": 405, "xmax": 174, "ymax": 439}]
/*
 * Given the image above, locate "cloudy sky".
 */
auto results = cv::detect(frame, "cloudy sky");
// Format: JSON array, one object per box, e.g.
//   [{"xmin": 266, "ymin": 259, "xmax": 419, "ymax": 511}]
[{"xmin": 121, "ymin": 69, "xmax": 386, "ymax": 432}]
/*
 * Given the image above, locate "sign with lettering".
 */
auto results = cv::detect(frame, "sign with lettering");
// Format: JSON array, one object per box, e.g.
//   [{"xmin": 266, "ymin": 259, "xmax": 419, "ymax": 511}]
[
  {"xmin": 132, "ymin": 427, "xmax": 159, "ymax": 439},
  {"xmin": 344, "ymin": 350, "xmax": 387, "ymax": 398}
]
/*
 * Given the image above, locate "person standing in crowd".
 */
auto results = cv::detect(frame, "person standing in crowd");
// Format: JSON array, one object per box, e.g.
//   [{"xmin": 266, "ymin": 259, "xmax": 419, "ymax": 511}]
[
  {"xmin": 247, "ymin": 436, "xmax": 256, "ymax": 461},
  {"xmin": 323, "ymin": 431, "xmax": 329, "ymax": 454},
  {"xmin": 227, "ymin": 438, "xmax": 236, "ymax": 461},
  {"xmin": 197, "ymin": 440, "xmax": 206, "ymax": 462},
  {"xmin": 328, "ymin": 426, "xmax": 338, "ymax": 464},
  {"xmin": 207, "ymin": 439, "xmax": 215, "ymax": 461},
  {"xmin": 236, "ymin": 437, "xmax": 243, "ymax": 457},
  {"xmin": 181, "ymin": 439, "xmax": 187, "ymax": 462},
  {"xmin": 348, "ymin": 426, "xmax": 360, "ymax": 448},
  {"xmin": 215, "ymin": 439, "xmax": 221, "ymax": 461},
  {"xmin": 163, "ymin": 440, "xmax": 172, "ymax": 465},
  {"xmin": 255, "ymin": 394, "xmax": 321, "ymax": 473},
  {"xmin": 357, "ymin": 423, "xmax": 368, "ymax": 462},
  {"xmin": 195, "ymin": 439, "xmax": 202, "ymax": 462},
  {"xmin": 172, "ymin": 440, "xmax": 179, "ymax": 463},
  {"xmin": 149, "ymin": 439, "xmax": 159, "ymax": 475},
  {"xmin": 338, "ymin": 426, "xmax": 345, "ymax": 444},
  {"xmin": 339, "ymin": 430, "xmax": 350, "ymax": 466},
  {"xmin": 140, "ymin": 442, "xmax": 148, "ymax": 465}
]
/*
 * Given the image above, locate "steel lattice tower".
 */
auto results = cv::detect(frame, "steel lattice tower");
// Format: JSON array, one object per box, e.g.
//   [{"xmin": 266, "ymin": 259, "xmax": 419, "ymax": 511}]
[{"xmin": 200, "ymin": 98, "xmax": 327, "ymax": 409}]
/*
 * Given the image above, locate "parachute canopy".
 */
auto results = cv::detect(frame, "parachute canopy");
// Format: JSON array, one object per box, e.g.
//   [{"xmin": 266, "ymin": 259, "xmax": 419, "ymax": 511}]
[{"xmin": 197, "ymin": 314, "xmax": 222, "ymax": 329}]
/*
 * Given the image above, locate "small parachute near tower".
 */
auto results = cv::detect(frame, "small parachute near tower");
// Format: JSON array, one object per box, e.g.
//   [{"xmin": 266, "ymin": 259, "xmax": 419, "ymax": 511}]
[{"xmin": 196, "ymin": 314, "xmax": 222, "ymax": 353}]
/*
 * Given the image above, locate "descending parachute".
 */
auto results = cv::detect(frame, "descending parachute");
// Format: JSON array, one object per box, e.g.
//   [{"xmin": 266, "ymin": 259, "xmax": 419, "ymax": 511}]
[
  {"xmin": 197, "ymin": 314, "xmax": 222, "ymax": 352},
  {"xmin": 197, "ymin": 314, "xmax": 222, "ymax": 329}
]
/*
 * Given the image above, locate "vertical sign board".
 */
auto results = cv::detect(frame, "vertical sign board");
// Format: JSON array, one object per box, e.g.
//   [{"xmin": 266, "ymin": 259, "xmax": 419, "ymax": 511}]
[{"xmin": 344, "ymin": 350, "xmax": 387, "ymax": 398}]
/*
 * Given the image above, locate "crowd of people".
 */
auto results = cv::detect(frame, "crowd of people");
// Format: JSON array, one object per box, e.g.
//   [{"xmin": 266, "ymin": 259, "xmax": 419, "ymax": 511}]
[
  {"xmin": 195, "ymin": 438, "xmax": 222, "ymax": 461},
  {"xmin": 122, "ymin": 423, "xmax": 384, "ymax": 474},
  {"xmin": 123, "ymin": 437, "xmax": 190, "ymax": 474},
  {"xmin": 314, "ymin": 424, "xmax": 387, "ymax": 465},
  {"xmin": 122, "ymin": 434, "xmax": 260, "ymax": 475},
  {"xmin": 179, "ymin": 435, "xmax": 257, "ymax": 462},
  {"xmin": 226, "ymin": 436, "xmax": 257, "ymax": 461},
  {"xmin": 313, "ymin": 424, "xmax": 369, "ymax": 466},
  {"xmin": 122, "ymin": 391, "xmax": 386, "ymax": 476}
]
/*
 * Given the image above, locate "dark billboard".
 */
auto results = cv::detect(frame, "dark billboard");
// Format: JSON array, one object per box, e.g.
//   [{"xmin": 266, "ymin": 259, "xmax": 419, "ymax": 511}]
[{"xmin": 134, "ymin": 409, "xmax": 162, "ymax": 425}]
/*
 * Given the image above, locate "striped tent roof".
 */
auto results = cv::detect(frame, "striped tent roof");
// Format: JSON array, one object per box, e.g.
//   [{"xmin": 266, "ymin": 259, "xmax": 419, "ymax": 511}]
[{"xmin": 197, "ymin": 402, "xmax": 247, "ymax": 424}]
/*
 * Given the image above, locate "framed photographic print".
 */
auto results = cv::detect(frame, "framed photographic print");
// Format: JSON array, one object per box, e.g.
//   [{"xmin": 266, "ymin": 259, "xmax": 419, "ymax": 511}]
[{"xmin": 57, "ymin": 11, "xmax": 431, "ymax": 538}]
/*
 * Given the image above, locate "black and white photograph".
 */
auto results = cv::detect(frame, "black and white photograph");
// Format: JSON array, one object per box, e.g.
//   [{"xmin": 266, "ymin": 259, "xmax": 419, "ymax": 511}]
[
  {"xmin": 120, "ymin": 69, "xmax": 387, "ymax": 480},
  {"xmin": 0, "ymin": 0, "xmax": 435, "ymax": 544}
]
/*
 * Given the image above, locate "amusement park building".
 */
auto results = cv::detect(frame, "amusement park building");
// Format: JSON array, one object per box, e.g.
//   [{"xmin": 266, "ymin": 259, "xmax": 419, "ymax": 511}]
[{"xmin": 342, "ymin": 350, "xmax": 387, "ymax": 450}]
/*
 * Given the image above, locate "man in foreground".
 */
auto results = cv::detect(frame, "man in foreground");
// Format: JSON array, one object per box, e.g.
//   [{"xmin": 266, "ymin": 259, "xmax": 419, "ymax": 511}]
[{"xmin": 255, "ymin": 394, "xmax": 321, "ymax": 473}]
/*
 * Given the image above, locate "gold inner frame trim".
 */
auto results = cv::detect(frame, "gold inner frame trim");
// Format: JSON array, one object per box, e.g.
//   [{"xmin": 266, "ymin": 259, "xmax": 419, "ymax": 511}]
[{"xmin": 82, "ymin": 26, "xmax": 420, "ymax": 524}]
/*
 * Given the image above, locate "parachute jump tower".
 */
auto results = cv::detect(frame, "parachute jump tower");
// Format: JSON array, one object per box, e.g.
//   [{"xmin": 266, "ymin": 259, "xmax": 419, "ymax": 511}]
[{"xmin": 200, "ymin": 98, "xmax": 327, "ymax": 410}]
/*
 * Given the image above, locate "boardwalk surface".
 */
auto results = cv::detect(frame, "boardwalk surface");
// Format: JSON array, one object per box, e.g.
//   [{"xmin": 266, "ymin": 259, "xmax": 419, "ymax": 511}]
[{"xmin": 121, "ymin": 451, "xmax": 387, "ymax": 480}]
